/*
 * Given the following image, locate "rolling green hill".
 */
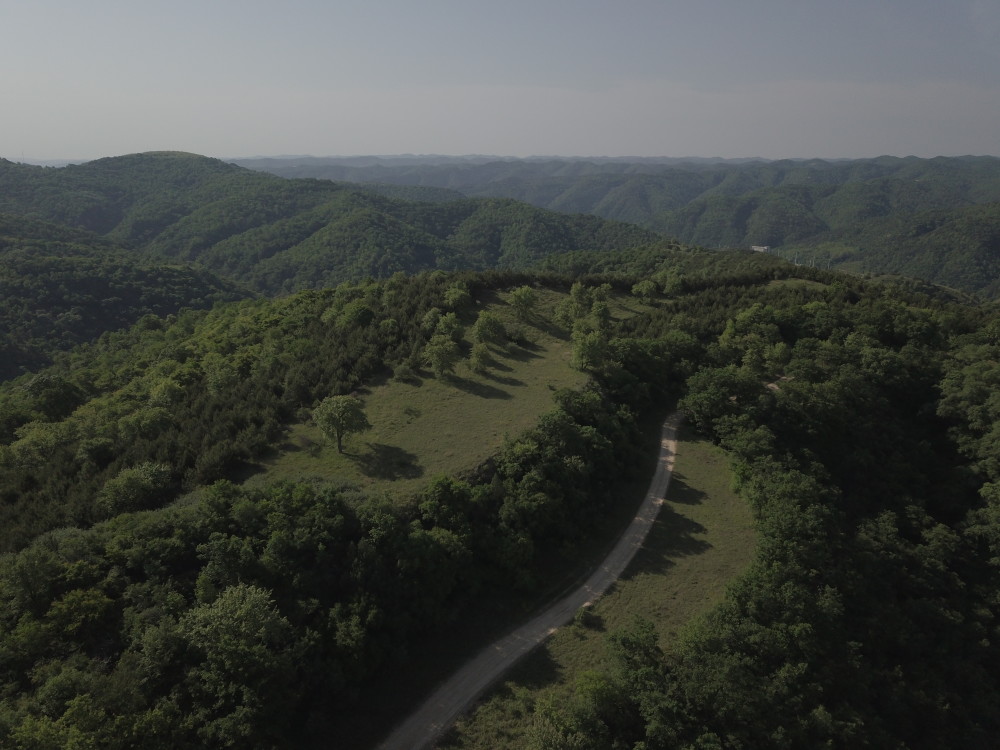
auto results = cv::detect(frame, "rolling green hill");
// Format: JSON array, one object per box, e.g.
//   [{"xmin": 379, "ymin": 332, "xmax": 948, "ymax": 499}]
[{"xmin": 0, "ymin": 153, "xmax": 659, "ymax": 295}]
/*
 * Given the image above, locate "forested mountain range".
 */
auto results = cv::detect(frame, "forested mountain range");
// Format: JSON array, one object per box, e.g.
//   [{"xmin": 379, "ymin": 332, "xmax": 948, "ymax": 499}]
[
  {"xmin": 236, "ymin": 154, "xmax": 1000, "ymax": 297},
  {"xmin": 0, "ymin": 153, "xmax": 658, "ymax": 296}
]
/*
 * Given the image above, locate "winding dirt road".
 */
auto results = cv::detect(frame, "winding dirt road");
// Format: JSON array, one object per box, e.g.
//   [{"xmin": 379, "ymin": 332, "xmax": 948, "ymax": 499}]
[{"xmin": 375, "ymin": 412, "xmax": 682, "ymax": 750}]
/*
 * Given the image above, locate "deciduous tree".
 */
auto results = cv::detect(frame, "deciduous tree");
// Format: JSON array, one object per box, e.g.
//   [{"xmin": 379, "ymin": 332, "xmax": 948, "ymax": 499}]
[
  {"xmin": 424, "ymin": 334, "xmax": 461, "ymax": 377},
  {"xmin": 313, "ymin": 395, "xmax": 371, "ymax": 453},
  {"xmin": 509, "ymin": 285, "xmax": 537, "ymax": 321}
]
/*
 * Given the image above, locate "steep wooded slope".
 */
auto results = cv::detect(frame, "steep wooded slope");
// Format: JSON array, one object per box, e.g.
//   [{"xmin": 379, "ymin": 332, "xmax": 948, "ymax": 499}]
[{"xmin": 0, "ymin": 212, "xmax": 247, "ymax": 378}]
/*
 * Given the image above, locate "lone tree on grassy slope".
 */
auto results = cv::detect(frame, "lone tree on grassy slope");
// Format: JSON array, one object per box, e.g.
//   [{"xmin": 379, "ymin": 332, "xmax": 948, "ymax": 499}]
[
  {"xmin": 314, "ymin": 395, "xmax": 371, "ymax": 453},
  {"xmin": 509, "ymin": 285, "xmax": 537, "ymax": 321}
]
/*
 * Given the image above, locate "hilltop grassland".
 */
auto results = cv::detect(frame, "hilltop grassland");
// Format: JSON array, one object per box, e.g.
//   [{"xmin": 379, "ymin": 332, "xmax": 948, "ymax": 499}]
[
  {"xmin": 0, "ymin": 265, "xmax": 687, "ymax": 749},
  {"xmin": 241, "ymin": 286, "xmax": 658, "ymax": 500},
  {"xmin": 242, "ymin": 288, "xmax": 587, "ymax": 498}
]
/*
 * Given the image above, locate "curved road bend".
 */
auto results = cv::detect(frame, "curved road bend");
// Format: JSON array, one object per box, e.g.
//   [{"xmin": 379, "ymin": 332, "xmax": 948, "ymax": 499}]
[{"xmin": 375, "ymin": 412, "xmax": 682, "ymax": 750}]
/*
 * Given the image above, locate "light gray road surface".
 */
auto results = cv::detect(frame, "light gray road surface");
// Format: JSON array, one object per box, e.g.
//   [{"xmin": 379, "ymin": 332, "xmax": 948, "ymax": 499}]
[{"xmin": 375, "ymin": 412, "xmax": 681, "ymax": 750}]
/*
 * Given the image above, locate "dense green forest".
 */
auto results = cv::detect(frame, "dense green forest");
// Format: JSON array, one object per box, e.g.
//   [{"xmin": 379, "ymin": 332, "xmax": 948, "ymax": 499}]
[
  {"xmin": 3, "ymin": 245, "xmax": 1000, "ymax": 747},
  {"xmin": 0, "ymin": 213, "xmax": 248, "ymax": 379},
  {"xmin": 0, "ymin": 262, "xmax": 672, "ymax": 747},
  {"xmin": 0, "ymin": 153, "xmax": 657, "ymax": 296},
  {"xmin": 238, "ymin": 155, "xmax": 1000, "ymax": 298},
  {"xmin": 524, "ymin": 263, "xmax": 1000, "ymax": 749},
  {"xmin": 3, "ymin": 152, "xmax": 1000, "ymax": 748}
]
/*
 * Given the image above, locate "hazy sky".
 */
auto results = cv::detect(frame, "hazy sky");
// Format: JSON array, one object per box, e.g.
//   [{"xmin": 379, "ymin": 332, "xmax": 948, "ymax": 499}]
[{"xmin": 3, "ymin": 0, "xmax": 999, "ymax": 160}]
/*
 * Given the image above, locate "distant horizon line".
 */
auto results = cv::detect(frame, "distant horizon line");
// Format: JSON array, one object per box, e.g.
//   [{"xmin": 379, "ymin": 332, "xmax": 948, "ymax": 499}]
[{"xmin": 8, "ymin": 151, "xmax": 1000, "ymax": 167}]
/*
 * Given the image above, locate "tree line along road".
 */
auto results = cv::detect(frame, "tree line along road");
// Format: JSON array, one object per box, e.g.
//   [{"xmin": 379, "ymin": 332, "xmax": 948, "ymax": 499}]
[{"xmin": 375, "ymin": 412, "xmax": 682, "ymax": 750}]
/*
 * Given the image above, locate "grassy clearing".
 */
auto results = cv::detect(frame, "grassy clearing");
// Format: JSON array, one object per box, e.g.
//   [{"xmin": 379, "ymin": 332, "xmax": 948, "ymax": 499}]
[
  {"xmin": 436, "ymin": 424, "xmax": 757, "ymax": 749},
  {"xmin": 290, "ymin": 286, "xmax": 661, "ymax": 747},
  {"xmin": 242, "ymin": 337, "xmax": 583, "ymax": 499},
  {"xmin": 765, "ymin": 277, "xmax": 831, "ymax": 291},
  {"xmin": 240, "ymin": 289, "xmax": 565, "ymax": 499},
  {"xmin": 241, "ymin": 286, "xmax": 652, "ymax": 501}
]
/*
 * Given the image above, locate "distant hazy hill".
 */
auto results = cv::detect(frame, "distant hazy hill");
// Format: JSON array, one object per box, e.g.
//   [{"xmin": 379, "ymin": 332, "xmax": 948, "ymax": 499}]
[
  {"xmin": 0, "ymin": 212, "xmax": 248, "ymax": 378},
  {"xmin": 236, "ymin": 155, "xmax": 1000, "ymax": 297},
  {"xmin": 0, "ymin": 152, "xmax": 659, "ymax": 295}
]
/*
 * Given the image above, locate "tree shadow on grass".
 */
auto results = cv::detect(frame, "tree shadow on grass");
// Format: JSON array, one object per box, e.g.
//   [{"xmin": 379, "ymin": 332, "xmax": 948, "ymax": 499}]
[
  {"xmin": 621, "ymin": 504, "xmax": 711, "ymax": 579},
  {"xmin": 499, "ymin": 642, "xmax": 562, "ymax": 691},
  {"xmin": 446, "ymin": 375, "xmax": 512, "ymax": 399},
  {"xmin": 393, "ymin": 372, "xmax": 425, "ymax": 387},
  {"xmin": 483, "ymin": 371, "xmax": 524, "ymax": 387},
  {"xmin": 666, "ymin": 474, "xmax": 708, "ymax": 505},
  {"xmin": 503, "ymin": 344, "xmax": 543, "ymax": 362},
  {"xmin": 485, "ymin": 355, "xmax": 514, "ymax": 373},
  {"xmin": 228, "ymin": 435, "xmax": 319, "ymax": 483},
  {"xmin": 529, "ymin": 314, "xmax": 570, "ymax": 341},
  {"xmin": 228, "ymin": 460, "xmax": 265, "ymax": 484},
  {"xmin": 571, "ymin": 606, "xmax": 606, "ymax": 634},
  {"xmin": 349, "ymin": 443, "xmax": 424, "ymax": 480}
]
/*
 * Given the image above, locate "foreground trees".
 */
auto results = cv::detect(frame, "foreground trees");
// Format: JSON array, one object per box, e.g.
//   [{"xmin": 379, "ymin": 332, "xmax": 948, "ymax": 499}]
[{"xmin": 0, "ymin": 377, "xmax": 645, "ymax": 748}]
